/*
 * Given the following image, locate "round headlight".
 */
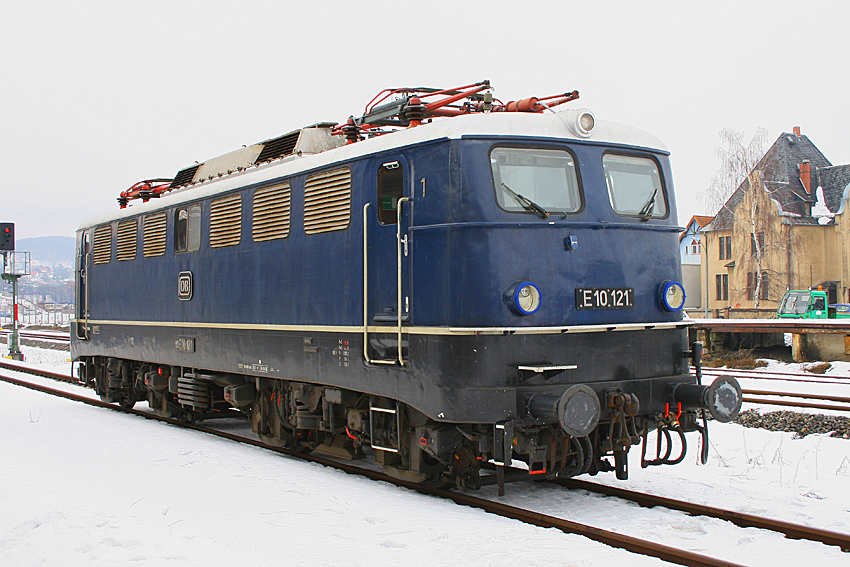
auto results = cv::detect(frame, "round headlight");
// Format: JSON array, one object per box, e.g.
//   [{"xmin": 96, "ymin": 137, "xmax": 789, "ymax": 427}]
[
  {"xmin": 507, "ymin": 282, "xmax": 541, "ymax": 315},
  {"xmin": 562, "ymin": 108, "xmax": 596, "ymax": 138},
  {"xmin": 579, "ymin": 112, "xmax": 595, "ymax": 133},
  {"xmin": 660, "ymin": 281, "xmax": 686, "ymax": 311}
]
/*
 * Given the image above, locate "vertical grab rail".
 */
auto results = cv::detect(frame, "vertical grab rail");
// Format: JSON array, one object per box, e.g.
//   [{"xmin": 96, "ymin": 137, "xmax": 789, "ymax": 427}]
[
  {"xmin": 362, "ymin": 200, "xmax": 410, "ymax": 366},
  {"xmin": 396, "ymin": 197, "xmax": 410, "ymax": 366},
  {"xmin": 363, "ymin": 204, "xmax": 377, "ymax": 364}
]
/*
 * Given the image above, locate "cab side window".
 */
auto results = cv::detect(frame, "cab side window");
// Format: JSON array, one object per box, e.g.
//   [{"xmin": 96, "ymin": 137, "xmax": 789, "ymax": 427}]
[
  {"xmin": 175, "ymin": 204, "xmax": 201, "ymax": 253},
  {"xmin": 378, "ymin": 161, "xmax": 404, "ymax": 225}
]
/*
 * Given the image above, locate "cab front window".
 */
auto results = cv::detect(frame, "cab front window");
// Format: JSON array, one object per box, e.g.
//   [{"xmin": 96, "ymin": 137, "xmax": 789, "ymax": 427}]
[
  {"xmin": 778, "ymin": 291, "xmax": 810, "ymax": 315},
  {"xmin": 603, "ymin": 154, "xmax": 667, "ymax": 220},
  {"xmin": 490, "ymin": 147, "xmax": 582, "ymax": 215}
]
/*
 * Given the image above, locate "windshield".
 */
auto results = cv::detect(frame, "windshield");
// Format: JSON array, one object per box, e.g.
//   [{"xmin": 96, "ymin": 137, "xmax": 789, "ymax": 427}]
[
  {"xmin": 778, "ymin": 292, "xmax": 810, "ymax": 315},
  {"xmin": 603, "ymin": 154, "xmax": 667, "ymax": 219},
  {"xmin": 490, "ymin": 147, "xmax": 581, "ymax": 214}
]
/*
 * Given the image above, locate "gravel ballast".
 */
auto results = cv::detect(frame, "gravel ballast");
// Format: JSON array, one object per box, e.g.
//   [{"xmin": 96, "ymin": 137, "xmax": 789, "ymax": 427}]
[{"xmin": 734, "ymin": 409, "xmax": 850, "ymax": 439}]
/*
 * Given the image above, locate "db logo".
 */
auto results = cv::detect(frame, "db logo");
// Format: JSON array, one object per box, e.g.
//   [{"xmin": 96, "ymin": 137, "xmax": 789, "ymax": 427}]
[{"xmin": 178, "ymin": 271, "xmax": 193, "ymax": 300}]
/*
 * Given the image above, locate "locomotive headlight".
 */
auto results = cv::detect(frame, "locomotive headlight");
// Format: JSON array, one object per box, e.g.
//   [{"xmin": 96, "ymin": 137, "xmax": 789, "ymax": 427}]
[
  {"xmin": 506, "ymin": 282, "xmax": 541, "ymax": 315},
  {"xmin": 659, "ymin": 281, "xmax": 686, "ymax": 311},
  {"xmin": 561, "ymin": 108, "xmax": 596, "ymax": 138}
]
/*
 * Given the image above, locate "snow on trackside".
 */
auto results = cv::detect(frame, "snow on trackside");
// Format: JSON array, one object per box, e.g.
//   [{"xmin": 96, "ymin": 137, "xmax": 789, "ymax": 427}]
[
  {"xmin": 0, "ymin": 377, "xmax": 659, "ymax": 567},
  {"xmin": 2, "ymin": 344, "xmax": 850, "ymax": 566}
]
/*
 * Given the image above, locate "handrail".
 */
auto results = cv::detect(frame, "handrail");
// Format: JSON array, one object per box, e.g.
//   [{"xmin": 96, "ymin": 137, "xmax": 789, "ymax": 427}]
[
  {"xmin": 362, "ymin": 203, "xmax": 373, "ymax": 363},
  {"xmin": 396, "ymin": 198, "xmax": 411, "ymax": 366},
  {"xmin": 362, "ymin": 202, "xmax": 401, "ymax": 366}
]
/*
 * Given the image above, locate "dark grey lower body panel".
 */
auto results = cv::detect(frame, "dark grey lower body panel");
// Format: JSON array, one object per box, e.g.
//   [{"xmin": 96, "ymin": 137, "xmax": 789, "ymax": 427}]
[{"xmin": 71, "ymin": 321, "xmax": 693, "ymax": 424}]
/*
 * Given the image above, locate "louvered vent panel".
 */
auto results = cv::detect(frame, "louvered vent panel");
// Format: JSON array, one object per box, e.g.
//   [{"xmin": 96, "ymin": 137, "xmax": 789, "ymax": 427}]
[
  {"xmin": 93, "ymin": 225, "xmax": 112, "ymax": 265},
  {"xmin": 170, "ymin": 164, "xmax": 200, "ymax": 188},
  {"xmin": 253, "ymin": 183, "xmax": 291, "ymax": 241},
  {"xmin": 304, "ymin": 168, "xmax": 351, "ymax": 235},
  {"xmin": 143, "ymin": 213, "xmax": 167, "ymax": 257},
  {"xmin": 116, "ymin": 220, "xmax": 138, "ymax": 261},
  {"xmin": 210, "ymin": 194, "xmax": 242, "ymax": 248},
  {"xmin": 256, "ymin": 131, "xmax": 301, "ymax": 163}
]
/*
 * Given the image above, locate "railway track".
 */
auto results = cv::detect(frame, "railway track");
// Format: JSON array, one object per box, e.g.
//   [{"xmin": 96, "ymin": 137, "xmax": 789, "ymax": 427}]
[
  {"xmin": 2, "ymin": 362, "xmax": 848, "ymax": 566},
  {"xmin": 0, "ymin": 330, "xmax": 71, "ymax": 343}
]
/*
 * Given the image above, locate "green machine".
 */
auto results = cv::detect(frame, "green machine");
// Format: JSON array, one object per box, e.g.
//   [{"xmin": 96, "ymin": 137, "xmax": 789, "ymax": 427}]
[{"xmin": 776, "ymin": 288, "xmax": 850, "ymax": 319}]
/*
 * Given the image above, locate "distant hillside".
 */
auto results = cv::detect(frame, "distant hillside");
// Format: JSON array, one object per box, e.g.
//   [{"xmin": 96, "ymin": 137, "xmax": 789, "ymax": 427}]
[{"xmin": 16, "ymin": 236, "xmax": 75, "ymax": 267}]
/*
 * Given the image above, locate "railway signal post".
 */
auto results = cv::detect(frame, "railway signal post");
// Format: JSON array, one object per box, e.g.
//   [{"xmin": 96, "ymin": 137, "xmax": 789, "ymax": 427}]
[{"xmin": 1, "ymin": 223, "xmax": 29, "ymax": 361}]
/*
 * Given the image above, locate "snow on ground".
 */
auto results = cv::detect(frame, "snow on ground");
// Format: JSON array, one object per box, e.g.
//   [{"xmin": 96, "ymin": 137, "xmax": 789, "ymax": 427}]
[{"xmin": 2, "ymin": 344, "xmax": 850, "ymax": 566}]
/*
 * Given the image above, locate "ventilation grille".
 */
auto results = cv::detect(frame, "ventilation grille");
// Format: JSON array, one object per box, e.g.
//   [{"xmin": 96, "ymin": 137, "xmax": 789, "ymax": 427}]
[
  {"xmin": 256, "ymin": 131, "xmax": 301, "ymax": 163},
  {"xmin": 93, "ymin": 224, "xmax": 112, "ymax": 265},
  {"xmin": 253, "ymin": 183, "xmax": 291, "ymax": 241},
  {"xmin": 170, "ymin": 164, "xmax": 200, "ymax": 188},
  {"xmin": 143, "ymin": 213, "xmax": 167, "ymax": 257},
  {"xmin": 304, "ymin": 167, "xmax": 352, "ymax": 235},
  {"xmin": 210, "ymin": 193, "xmax": 242, "ymax": 248},
  {"xmin": 116, "ymin": 219, "xmax": 138, "ymax": 261}
]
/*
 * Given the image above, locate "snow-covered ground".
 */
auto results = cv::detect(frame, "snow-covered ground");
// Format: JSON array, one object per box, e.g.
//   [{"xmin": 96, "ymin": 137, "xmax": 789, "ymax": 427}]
[{"xmin": 2, "ymin": 345, "xmax": 849, "ymax": 566}]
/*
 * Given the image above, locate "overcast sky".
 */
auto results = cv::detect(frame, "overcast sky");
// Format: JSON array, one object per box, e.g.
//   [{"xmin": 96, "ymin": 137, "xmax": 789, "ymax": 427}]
[{"xmin": 2, "ymin": 0, "xmax": 848, "ymax": 240}]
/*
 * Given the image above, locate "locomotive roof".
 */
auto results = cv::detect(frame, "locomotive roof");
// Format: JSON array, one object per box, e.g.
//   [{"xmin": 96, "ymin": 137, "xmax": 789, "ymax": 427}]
[{"xmin": 78, "ymin": 110, "xmax": 668, "ymax": 231}]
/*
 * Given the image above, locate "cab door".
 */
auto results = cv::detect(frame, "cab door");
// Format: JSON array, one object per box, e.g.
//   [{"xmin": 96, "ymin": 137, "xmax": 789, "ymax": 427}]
[
  {"xmin": 75, "ymin": 229, "xmax": 91, "ymax": 339},
  {"xmin": 364, "ymin": 157, "xmax": 411, "ymax": 364}
]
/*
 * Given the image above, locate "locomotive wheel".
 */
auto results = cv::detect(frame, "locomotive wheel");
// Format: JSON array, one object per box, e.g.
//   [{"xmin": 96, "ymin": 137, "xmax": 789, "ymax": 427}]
[
  {"xmin": 118, "ymin": 387, "xmax": 138, "ymax": 409},
  {"xmin": 96, "ymin": 377, "xmax": 115, "ymax": 404}
]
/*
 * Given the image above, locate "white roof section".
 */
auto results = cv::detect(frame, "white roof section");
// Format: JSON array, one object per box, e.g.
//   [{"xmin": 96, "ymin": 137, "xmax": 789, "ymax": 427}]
[{"xmin": 78, "ymin": 109, "xmax": 668, "ymax": 231}]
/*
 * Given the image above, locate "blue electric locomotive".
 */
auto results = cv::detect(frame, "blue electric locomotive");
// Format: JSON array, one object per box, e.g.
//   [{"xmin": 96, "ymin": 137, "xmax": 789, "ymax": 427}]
[{"xmin": 71, "ymin": 81, "xmax": 741, "ymax": 493}]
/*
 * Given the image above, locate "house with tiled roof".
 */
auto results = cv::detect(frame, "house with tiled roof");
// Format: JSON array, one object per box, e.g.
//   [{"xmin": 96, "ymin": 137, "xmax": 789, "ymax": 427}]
[
  {"xmin": 679, "ymin": 215, "xmax": 713, "ymax": 309},
  {"xmin": 701, "ymin": 127, "xmax": 850, "ymax": 316}
]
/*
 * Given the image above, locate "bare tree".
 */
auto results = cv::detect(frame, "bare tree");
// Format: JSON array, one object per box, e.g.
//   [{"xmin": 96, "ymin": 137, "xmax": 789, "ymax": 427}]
[
  {"xmin": 700, "ymin": 127, "xmax": 768, "ymax": 217},
  {"xmin": 700, "ymin": 128, "xmax": 794, "ymax": 309}
]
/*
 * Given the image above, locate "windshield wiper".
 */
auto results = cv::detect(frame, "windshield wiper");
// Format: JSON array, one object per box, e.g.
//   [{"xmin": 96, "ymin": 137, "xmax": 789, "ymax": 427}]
[
  {"xmin": 501, "ymin": 183, "xmax": 549, "ymax": 219},
  {"xmin": 638, "ymin": 187, "xmax": 659, "ymax": 221}
]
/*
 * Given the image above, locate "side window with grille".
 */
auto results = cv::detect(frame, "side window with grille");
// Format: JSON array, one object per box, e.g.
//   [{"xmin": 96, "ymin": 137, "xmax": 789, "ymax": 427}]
[
  {"xmin": 143, "ymin": 213, "xmax": 167, "ymax": 257},
  {"xmin": 93, "ymin": 224, "xmax": 112, "ymax": 264},
  {"xmin": 304, "ymin": 167, "xmax": 351, "ymax": 234},
  {"xmin": 253, "ymin": 182, "xmax": 291, "ymax": 241},
  {"xmin": 175, "ymin": 204, "xmax": 202, "ymax": 253},
  {"xmin": 116, "ymin": 219, "xmax": 138, "ymax": 261},
  {"xmin": 210, "ymin": 194, "xmax": 242, "ymax": 248}
]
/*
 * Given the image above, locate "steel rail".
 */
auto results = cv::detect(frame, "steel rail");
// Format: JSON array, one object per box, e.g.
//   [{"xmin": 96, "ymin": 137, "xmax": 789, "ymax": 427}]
[
  {"xmin": 1, "ymin": 369, "xmax": 752, "ymax": 567},
  {"xmin": 742, "ymin": 389, "xmax": 850, "ymax": 405},
  {"xmin": 741, "ymin": 396, "xmax": 850, "ymax": 412},
  {"xmin": 557, "ymin": 478, "xmax": 850, "ymax": 552},
  {"xmin": 0, "ymin": 330, "xmax": 71, "ymax": 342},
  {"xmin": 697, "ymin": 367, "xmax": 850, "ymax": 386}
]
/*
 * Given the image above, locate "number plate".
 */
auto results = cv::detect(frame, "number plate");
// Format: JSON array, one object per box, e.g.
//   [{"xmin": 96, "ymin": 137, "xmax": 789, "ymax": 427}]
[
  {"xmin": 175, "ymin": 337, "xmax": 195, "ymax": 352},
  {"xmin": 576, "ymin": 287, "xmax": 634, "ymax": 310}
]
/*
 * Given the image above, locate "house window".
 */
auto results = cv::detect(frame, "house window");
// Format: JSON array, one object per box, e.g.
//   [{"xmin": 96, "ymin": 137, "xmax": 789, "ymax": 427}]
[
  {"xmin": 716, "ymin": 274, "xmax": 728, "ymax": 301},
  {"xmin": 760, "ymin": 271, "xmax": 769, "ymax": 300},
  {"xmin": 692, "ymin": 241, "xmax": 700, "ymax": 255},
  {"xmin": 751, "ymin": 232, "xmax": 765, "ymax": 256},
  {"xmin": 718, "ymin": 236, "xmax": 731, "ymax": 260}
]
